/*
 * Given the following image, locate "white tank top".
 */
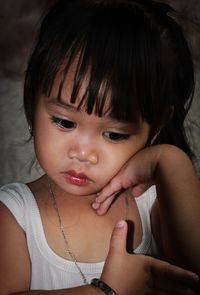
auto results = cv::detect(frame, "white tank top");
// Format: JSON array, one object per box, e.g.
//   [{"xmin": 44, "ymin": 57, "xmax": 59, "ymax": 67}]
[{"xmin": 0, "ymin": 183, "xmax": 159, "ymax": 290}]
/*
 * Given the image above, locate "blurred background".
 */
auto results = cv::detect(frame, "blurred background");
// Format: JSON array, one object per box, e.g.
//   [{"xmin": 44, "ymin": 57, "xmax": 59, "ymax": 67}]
[{"xmin": 0, "ymin": 0, "xmax": 200, "ymax": 185}]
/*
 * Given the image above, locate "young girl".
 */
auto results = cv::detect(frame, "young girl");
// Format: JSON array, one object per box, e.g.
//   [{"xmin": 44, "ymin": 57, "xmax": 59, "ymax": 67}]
[{"xmin": 0, "ymin": 0, "xmax": 200, "ymax": 294}]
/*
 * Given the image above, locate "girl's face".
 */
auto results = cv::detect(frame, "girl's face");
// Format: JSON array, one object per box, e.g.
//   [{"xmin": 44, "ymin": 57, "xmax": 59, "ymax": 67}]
[{"xmin": 33, "ymin": 68, "xmax": 150, "ymax": 198}]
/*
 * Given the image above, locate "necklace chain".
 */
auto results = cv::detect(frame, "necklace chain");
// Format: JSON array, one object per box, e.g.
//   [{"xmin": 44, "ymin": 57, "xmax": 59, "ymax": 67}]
[
  {"xmin": 47, "ymin": 177, "xmax": 88, "ymax": 285},
  {"xmin": 47, "ymin": 177, "xmax": 129, "ymax": 286}
]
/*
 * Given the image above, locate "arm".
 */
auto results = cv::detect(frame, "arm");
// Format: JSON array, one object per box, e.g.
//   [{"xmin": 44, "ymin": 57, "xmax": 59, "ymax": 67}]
[
  {"xmin": 12, "ymin": 287, "xmax": 100, "ymax": 295},
  {"xmin": 0, "ymin": 202, "xmax": 31, "ymax": 294},
  {"xmin": 15, "ymin": 221, "xmax": 199, "ymax": 295},
  {"xmin": 0, "ymin": 201, "xmax": 100, "ymax": 295},
  {"xmin": 152, "ymin": 145, "xmax": 200, "ymax": 274},
  {"xmin": 0, "ymin": 192, "xmax": 199, "ymax": 295},
  {"xmin": 93, "ymin": 144, "xmax": 200, "ymax": 275}
]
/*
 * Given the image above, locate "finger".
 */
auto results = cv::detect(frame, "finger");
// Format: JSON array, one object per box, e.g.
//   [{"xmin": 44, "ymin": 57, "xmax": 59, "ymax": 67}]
[
  {"xmin": 109, "ymin": 220, "xmax": 128, "ymax": 254},
  {"xmin": 153, "ymin": 286, "xmax": 198, "ymax": 295},
  {"xmin": 95, "ymin": 194, "xmax": 116, "ymax": 215},
  {"xmin": 154, "ymin": 278, "xmax": 199, "ymax": 295},
  {"xmin": 96, "ymin": 179, "xmax": 122, "ymax": 203},
  {"xmin": 150, "ymin": 257, "xmax": 199, "ymax": 284},
  {"xmin": 92, "ymin": 191, "xmax": 117, "ymax": 211},
  {"xmin": 132, "ymin": 182, "xmax": 153, "ymax": 197}
]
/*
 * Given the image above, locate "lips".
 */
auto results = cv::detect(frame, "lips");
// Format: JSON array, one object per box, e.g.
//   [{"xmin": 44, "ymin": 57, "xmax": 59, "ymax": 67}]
[{"xmin": 62, "ymin": 170, "xmax": 91, "ymax": 186}]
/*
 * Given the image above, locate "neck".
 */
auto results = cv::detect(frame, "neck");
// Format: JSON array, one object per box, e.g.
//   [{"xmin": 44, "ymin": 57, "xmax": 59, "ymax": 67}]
[{"xmin": 48, "ymin": 177, "xmax": 98, "ymax": 207}]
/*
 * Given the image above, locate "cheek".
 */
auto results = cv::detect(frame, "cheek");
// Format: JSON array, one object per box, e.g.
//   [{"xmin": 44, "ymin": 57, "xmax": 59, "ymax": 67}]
[
  {"xmin": 103, "ymin": 146, "xmax": 134, "ymax": 174},
  {"xmin": 103, "ymin": 137, "xmax": 148, "ymax": 176},
  {"xmin": 33, "ymin": 122, "xmax": 60, "ymax": 169}
]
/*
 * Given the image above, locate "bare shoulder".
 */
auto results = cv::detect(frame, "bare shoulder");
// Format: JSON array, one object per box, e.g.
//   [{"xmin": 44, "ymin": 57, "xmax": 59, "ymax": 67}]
[
  {"xmin": 0, "ymin": 201, "xmax": 31, "ymax": 294},
  {"xmin": 28, "ymin": 175, "xmax": 49, "ymax": 202}
]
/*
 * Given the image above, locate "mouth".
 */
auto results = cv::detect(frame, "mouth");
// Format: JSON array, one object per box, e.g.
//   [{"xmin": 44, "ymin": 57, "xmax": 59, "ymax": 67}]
[{"xmin": 61, "ymin": 170, "xmax": 91, "ymax": 186}]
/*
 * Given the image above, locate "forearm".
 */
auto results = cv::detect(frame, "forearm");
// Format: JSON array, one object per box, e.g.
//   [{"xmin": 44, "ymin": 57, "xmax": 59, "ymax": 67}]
[
  {"xmin": 155, "ymin": 145, "xmax": 200, "ymax": 274},
  {"xmin": 12, "ymin": 285, "xmax": 101, "ymax": 295}
]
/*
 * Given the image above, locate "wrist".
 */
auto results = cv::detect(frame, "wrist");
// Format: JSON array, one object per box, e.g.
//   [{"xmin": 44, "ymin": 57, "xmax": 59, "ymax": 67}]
[
  {"xmin": 90, "ymin": 278, "xmax": 118, "ymax": 295},
  {"xmin": 90, "ymin": 284, "xmax": 105, "ymax": 295}
]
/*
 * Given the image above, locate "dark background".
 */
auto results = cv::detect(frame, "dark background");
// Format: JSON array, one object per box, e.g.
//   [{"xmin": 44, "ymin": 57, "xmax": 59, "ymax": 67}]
[{"xmin": 0, "ymin": 0, "xmax": 200, "ymax": 185}]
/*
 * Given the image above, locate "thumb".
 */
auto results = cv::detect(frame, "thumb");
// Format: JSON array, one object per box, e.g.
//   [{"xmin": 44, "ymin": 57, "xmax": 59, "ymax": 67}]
[{"xmin": 109, "ymin": 220, "xmax": 128, "ymax": 254}]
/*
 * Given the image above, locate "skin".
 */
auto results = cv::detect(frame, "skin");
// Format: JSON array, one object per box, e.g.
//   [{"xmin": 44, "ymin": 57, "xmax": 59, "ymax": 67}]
[
  {"xmin": 92, "ymin": 145, "xmax": 200, "ymax": 275},
  {"xmin": 33, "ymin": 66, "xmax": 150, "ymax": 200},
  {"xmin": 0, "ymin": 67, "xmax": 199, "ymax": 295}
]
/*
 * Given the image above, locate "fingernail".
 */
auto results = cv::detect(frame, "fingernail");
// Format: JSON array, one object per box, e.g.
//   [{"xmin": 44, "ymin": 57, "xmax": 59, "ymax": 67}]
[
  {"xmin": 95, "ymin": 196, "xmax": 100, "ymax": 202},
  {"xmin": 92, "ymin": 202, "xmax": 100, "ymax": 209},
  {"xmin": 116, "ymin": 220, "xmax": 126, "ymax": 228}
]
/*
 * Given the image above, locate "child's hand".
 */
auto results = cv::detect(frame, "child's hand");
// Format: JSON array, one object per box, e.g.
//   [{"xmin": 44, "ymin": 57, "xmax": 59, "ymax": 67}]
[
  {"xmin": 101, "ymin": 220, "xmax": 199, "ymax": 295},
  {"xmin": 92, "ymin": 145, "xmax": 161, "ymax": 215}
]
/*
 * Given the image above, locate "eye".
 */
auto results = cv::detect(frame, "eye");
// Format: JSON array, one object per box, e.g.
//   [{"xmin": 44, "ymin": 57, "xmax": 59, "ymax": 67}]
[
  {"xmin": 51, "ymin": 117, "xmax": 76, "ymax": 129},
  {"xmin": 103, "ymin": 131, "xmax": 130, "ymax": 141}
]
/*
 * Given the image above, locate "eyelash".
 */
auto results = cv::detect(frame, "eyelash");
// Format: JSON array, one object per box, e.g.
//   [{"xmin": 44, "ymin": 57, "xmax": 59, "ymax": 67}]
[
  {"xmin": 51, "ymin": 117, "xmax": 76, "ymax": 129},
  {"xmin": 103, "ymin": 132, "xmax": 130, "ymax": 141},
  {"xmin": 51, "ymin": 116, "xmax": 130, "ymax": 141}
]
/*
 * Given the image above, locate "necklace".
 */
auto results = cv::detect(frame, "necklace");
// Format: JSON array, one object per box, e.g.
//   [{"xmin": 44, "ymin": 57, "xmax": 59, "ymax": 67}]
[{"xmin": 47, "ymin": 177, "xmax": 129, "ymax": 285}]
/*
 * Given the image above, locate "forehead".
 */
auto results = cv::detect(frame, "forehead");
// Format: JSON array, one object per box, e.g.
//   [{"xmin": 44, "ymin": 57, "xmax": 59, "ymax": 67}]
[{"xmin": 49, "ymin": 59, "xmax": 112, "ymax": 115}]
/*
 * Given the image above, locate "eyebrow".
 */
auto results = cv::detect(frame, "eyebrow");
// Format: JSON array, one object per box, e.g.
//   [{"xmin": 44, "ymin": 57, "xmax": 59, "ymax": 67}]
[{"xmin": 47, "ymin": 98, "xmax": 78, "ymax": 112}]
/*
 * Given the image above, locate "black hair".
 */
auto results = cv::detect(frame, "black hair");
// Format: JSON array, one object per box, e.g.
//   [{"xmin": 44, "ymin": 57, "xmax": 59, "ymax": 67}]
[{"xmin": 24, "ymin": 0, "xmax": 195, "ymax": 157}]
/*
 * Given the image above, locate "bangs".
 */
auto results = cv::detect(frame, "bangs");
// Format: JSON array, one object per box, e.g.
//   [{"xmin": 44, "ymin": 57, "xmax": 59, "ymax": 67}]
[
  {"xmin": 24, "ymin": 0, "xmax": 195, "ymax": 156},
  {"xmin": 42, "ymin": 1, "xmax": 165, "ymax": 125},
  {"xmin": 26, "ymin": 0, "xmax": 177, "ymax": 132}
]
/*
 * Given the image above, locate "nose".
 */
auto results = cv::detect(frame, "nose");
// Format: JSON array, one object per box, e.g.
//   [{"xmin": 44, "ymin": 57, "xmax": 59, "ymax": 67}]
[{"xmin": 68, "ymin": 142, "xmax": 98, "ymax": 164}]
